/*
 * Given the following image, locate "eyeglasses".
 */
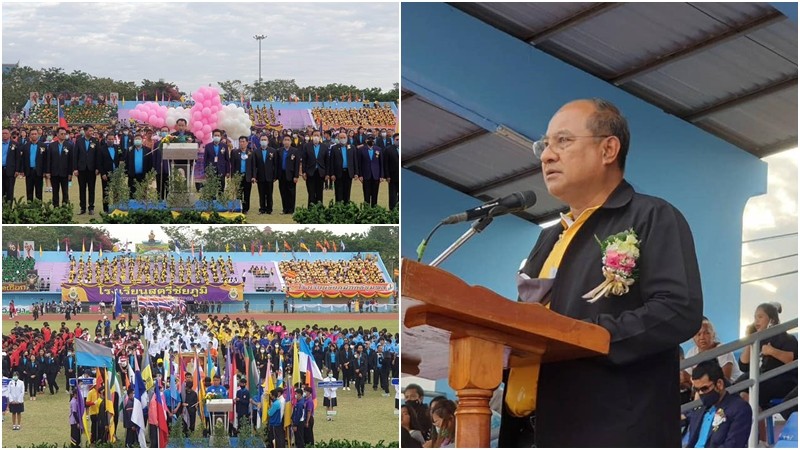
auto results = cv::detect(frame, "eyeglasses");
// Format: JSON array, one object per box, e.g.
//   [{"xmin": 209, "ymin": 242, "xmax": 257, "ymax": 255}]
[{"xmin": 532, "ymin": 135, "xmax": 611, "ymax": 159}]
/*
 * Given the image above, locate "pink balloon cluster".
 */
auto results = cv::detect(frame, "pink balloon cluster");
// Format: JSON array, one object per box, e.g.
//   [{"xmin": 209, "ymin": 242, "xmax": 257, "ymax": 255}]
[
  {"xmin": 189, "ymin": 87, "xmax": 222, "ymax": 145},
  {"xmin": 129, "ymin": 102, "xmax": 167, "ymax": 128}
]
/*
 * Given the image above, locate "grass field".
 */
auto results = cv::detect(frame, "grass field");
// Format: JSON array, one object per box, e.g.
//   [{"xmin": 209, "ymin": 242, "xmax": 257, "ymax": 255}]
[
  {"xmin": 12, "ymin": 177, "xmax": 390, "ymax": 224},
  {"xmin": 1, "ymin": 318, "xmax": 399, "ymax": 447}
]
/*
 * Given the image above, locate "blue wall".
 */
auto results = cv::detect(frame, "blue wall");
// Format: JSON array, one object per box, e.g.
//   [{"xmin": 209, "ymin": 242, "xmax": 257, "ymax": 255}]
[{"xmin": 401, "ymin": 3, "xmax": 768, "ymax": 344}]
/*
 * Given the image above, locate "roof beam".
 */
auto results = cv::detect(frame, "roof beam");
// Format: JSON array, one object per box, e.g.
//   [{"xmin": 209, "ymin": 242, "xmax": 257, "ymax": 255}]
[
  {"xmin": 467, "ymin": 166, "xmax": 543, "ymax": 196},
  {"xmin": 611, "ymin": 11, "xmax": 786, "ymax": 85},
  {"xmin": 524, "ymin": 3, "xmax": 624, "ymax": 45},
  {"xmin": 405, "ymin": 165, "xmax": 473, "ymax": 195},
  {"xmin": 402, "ymin": 129, "xmax": 488, "ymax": 166},
  {"xmin": 401, "ymin": 91, "xmax": 416, "ymax": 101},
  {"xmin": 759, "ymin": 137, "xmax": 799, "ymax": 156},
  {"xmin": 683, "ymin": 75, "xmax": 798, "ymax": 122}
]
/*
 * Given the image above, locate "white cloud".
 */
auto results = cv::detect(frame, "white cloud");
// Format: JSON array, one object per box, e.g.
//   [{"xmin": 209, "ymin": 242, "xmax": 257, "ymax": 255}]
[{"xmin": 2, "ymin": 2, "xmax": 399, "ymax": 92}]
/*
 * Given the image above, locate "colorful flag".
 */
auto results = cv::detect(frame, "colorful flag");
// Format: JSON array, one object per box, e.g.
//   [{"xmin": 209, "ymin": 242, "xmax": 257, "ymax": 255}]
[
  {"xmin": 199, "ymin": 243, "xmax": 204, "ymax": 260},
  {"xmin": 251, "ymin": 242, "xmax": 255, "ymax": 256},
  {"xmin": 298, "ymin": 337, "xmax": 323, "ymax": 380},
  {"xmin": 315, "ymin": 241, "xmax": 324, "ymax": 252},
  {"xmin": 275, "ymin": 240, "xmax": 279, "ymax": 253},
  {"xmin": 152, "ymin": 383, "xmax": 169, "ymax": 447},
  {"xmin": 114, "ymin": 289, "xmax": 123, "ymax": 317},
  {"xmin": 82, "ymin": 239, "xmax": 86, "ymax": 255},
  {"xmin": 57, "ymin": 240, "xmax": 60, "ymax": 253},
  {"xmin": 39, "ymin": 245, "xmax": 43, "ymax": 258},
  {"xmin": 89, "ymin": 240, "xmax": 93, "ymax": 255},
  {"xmin": 74, "ymin": 339, "xmax": 114, "ymax": 369},
  {"xmin": 226, "ymin": 243, "xmax": 230, "ymax": 253},
  {"xmin": 141, "ymin": 341, "xmax": 154, "ymax": 391},
  {"xmin": 324, "ymin": 239, "xmax": 330, "ymax": 250},
  {"xmin": 259, "ymin": 243, "xmax": 263, "ymax": 256},
  {"xmin": 340, "ymin": 240, "xmax": 346, "ymax": 251},
  {"xmin": 106, "ymin": 367, "xmax": 116, "ymax": 443},
  {"xmin": 174, "ymin": 243, "xmax": 181, "ymax": 255},
  {"xmin": 299, "ymin": 239, "xmax": 310, "ymax": 254},
  {"xmin": 283, "ymin": 240, "xmax": 291, "ymax": 251},
  {"xmin": 332, "ymin": 241, "xmax": 337, "ymax": 252}
]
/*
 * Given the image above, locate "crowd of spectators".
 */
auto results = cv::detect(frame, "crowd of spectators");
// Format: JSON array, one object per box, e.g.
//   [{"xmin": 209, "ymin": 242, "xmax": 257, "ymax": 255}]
[
  {"xmin": 279, "ymin": 257, "xmax": 386, "ymax": 285},
  {"xmin": 249, "ymin": 265, "xmax": 275, "ymax": 278},
  {"xmin": 247, "ymin": 105, "xmax": 280, "ymax": 126},
  {"xmin": 3, "ymin": 255, "xmax": 36, "ymax": 282},
  {"xmin": 311, "ymin": 104, "xmax": 396, "ymax": 129},
  {"xmin": 66, "ymin": 254, "xmax": 236, "ymax": 285},
  {"xmin": 401, "ymin": 384, "xmax": 457, "ymax": 448}
]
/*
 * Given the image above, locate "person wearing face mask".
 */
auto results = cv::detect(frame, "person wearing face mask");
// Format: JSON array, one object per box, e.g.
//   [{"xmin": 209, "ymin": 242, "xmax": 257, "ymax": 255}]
[
  {"xmin": 231, "ymin": 136, "xmax": 255, "ymax": 214},
  {"xmin": 252, "ymin": 133, "xmax": 279, "ymax": 215},
  {"xmin": 326, "ymin": 131, "xmax": 357, "ymax": 203},
  {"xmin": 277, "ymin": 135, "xmax": 301, "ymax": 215},
  {"xmin": 375, "ymin": 129, "xmax": 390, "ymax": 149},
  {"xmin": 356, "ymin": 134, "xmax": 384, "ymax": 207},
  {"xmin": 64, "ymin": 349, "xmax": 77, "ymax": 394},
  {"xmin": 118, "ymin": 127, "xmax": 132, "ymax": 151},
  {"xmin": 45, "ymin": 126, "xmax": 75, "ymax": 207},
  {"xmin": 125, "ymin": 133, "xmax": 153, "ymax": 197},
  {"xmin": 20, "ymin": 128, "xmax": 45, "ymax": 201},
  {"xmin": 73, "ymin": 125, "xmax": 100, "ymax": 215},
  {"xmin": 685, "ymin": 360, "xmax": 752, "ymax": 448},
  {"xmin": 8, "ymin": 371, "xmax": 25, "ymax": 430},
  {"xmin": 302, "ymin": 386, "xmax": 315, "ymax": 446},
  {"xmin": 383, "ymin": 132, "xmax": 400, "ymax": 211},
  {"xmin": 152, "ymin": 126, "xmax": 172, "ymax": 201},
  {"xmin": 203, "ymin": 129, "xmax": 230, "ymax": 194},
  {"xmin": 300, "ymin": 130, "xmax": 328, "ymax": 207},
  {"xmin": 352, "ymin": 344, "xmax": 368, "ymax": 399}
]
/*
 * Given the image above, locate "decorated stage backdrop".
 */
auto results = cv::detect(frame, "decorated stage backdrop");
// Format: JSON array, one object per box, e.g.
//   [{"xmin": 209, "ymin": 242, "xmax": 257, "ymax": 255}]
[{"xmin": 62, "ymin": 282, "xmax": 244, "ymax": 303}]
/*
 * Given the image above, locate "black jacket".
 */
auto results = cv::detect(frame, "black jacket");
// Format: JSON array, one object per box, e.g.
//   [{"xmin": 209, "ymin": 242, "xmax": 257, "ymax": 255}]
[
  {"xmin": 20, "ymin": 141, "xmax": 46, "ymax": 177},
  {"xmin": 2, "ymin": 141, "xmax": 19, "ymax": 176},
  {"xmin": 382, "ymin": 144, "xmax": 399, "ymax": 181},
  {"xmin": 46, "ymin": 141, "xmax": 74, "ymax": 177},
  {"xmin": 252, "ymin": 146, "xmax": 278, "ymax": 183},
  {"xmin": 97, "ymin": 142, "xmax": 125, "ymax": 176},
  {"xmin": 230, "ymin": 147, "xmax": 255, "ymax": 182},
  {"xmin": 277, "ymin": 147, "xmax": 300, "ymax": 181},
  {"xmin": 73, "ymin": 137, "xmax": 100, "ymax": 171},
  {"xmin": 327, "ymin": 143, "xmax": 358, "ymax": 179},
  {"xmin": 500, "ymin": 179, "xmax": 703, "ymax": 447},
  {"xmin": 301, "ymin": 142, "xmax": 328, "ymax": 177},
  {"xmin": 125, "ymin": 146, "xmax": 153, "ymax": 177}
]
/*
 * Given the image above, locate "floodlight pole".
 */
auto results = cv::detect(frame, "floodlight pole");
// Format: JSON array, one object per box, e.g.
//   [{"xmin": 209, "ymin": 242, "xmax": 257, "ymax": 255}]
[{"xmin": 253, "ymin": 34, "xmax": 267, "ymax": 83}]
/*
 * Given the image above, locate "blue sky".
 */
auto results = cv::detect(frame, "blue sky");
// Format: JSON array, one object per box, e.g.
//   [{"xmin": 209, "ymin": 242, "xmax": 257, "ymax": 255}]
[{"xmin": 2, "ymin": 2, "xmax": 399, "ymax": 92}]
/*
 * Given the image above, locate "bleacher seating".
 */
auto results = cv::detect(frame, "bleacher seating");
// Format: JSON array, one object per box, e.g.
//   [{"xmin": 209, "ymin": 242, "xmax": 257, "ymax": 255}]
[
  {"xmin": 2, "ymin": 256, "xmax": 35, "ymax": 282},
  {"xmin": 312, "ymin": 104, "xmax": 396, "ymax": 129},
  {"xmin": 67, "ymin": 255, "xmax": 235, "ymax": 285},
  {"xmin": 279, "ymin": 257, "xmax": 386, "ymax": 284}
]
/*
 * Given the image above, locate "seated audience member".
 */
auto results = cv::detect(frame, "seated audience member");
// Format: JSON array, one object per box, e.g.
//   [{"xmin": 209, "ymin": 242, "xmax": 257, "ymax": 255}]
[
  {"xmin": 685, "ymin": 317, "xmax": 742, "ymax": 382},
  {"xmin": 404, "ymin": 383, "xmax": 424, "ymax": 405},
  {"xmin": 426, "ymin": 400, "xmax": 456, "ymax": 448},
  {"xmin": 686, "ymin": 360, "xmax": 752, "ymax": 448},
  {"xmin": 736, "ymin": 302, "xmax": 798, "ymax": 410},
  {"xmin": 403, "ymin": 402, "xmax": 433, "ymax": 447}
]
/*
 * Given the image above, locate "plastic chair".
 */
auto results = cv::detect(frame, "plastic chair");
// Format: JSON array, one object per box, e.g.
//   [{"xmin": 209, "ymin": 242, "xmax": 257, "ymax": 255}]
[
  {"xmin": 774, "ymin": 412, "xmax": 797, "ymax": 448},
  {"xmin": 767, "ymin": 398, "xmax": 785, "ymax": 446}
]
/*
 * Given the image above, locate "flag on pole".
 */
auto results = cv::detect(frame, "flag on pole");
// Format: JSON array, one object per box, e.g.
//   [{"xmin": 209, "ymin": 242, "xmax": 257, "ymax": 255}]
[
  {"xmin": 251, "ymin": 242, "xmax": 255, "ymax": 255},
  {"xmin": 75, "ymin": 379, "xmax": 87, "ymax": 439},
  {"xmin": 39, "ymin": 245, "xmax": 43, "ymax": 258},
  {"xmin": 89, "ymin": 240, "xmax": 93, "ymax": 255},
  {"xmin": 114, "ymin": 289, "xmax": 123, "ymax": 317},
  {"xmin": 141, "ymin": 341, "xmax": 154, "ymax": 391},
  {"xmin": 174, "ymin": 243, "xmax": 181, "ymax": 255},
  {"xmin": 74, "ymin": 339, "xmax": 114, "ymax": 369},
  {"xmin": 57, "ymin": 240, "xmax": 60, "ymax": 253},
  {"xmin": 226, "ymin": 243, "xmax": 230, "ymax": 253},
  {"xmin": 299, "ymin": 239, "xmax": 310, "ymax": 254},
  {"xmin": 340, "ymin": 240, "xmax": 346, "ymax": 251},
  {"xmin": 324, "ymin": 239, "xmax": 330, "ymax": 250},
  {"xmin": 226, "ymin": 345, "xmax": 236, "ymax": 428},
  {"xmin": 191, "ymin": 242, "xmax": 195, "ymax": 257},
  {"xmin": 199, "ymin": 243, "xmax": 204, "ymax": 260},
  {"xmin": 106, "ymin": 367, "xmax": 117, "ymax": 443},
  {"xmin": 58, "ymin": 99, "xmax": 68, "ymax": 128},
  {"xmin": 283, "ymin": 240, "xmax": 291, "ymax": 251},
  {"xmin": 152, "ymin": 383, "xmax": 169, "ymax": 447},
  {"xmin": 315, "ymin": 241, "xmax": 324, "ymax": 252},
  {"xmin": 82, "ymin": 239, "xmax": 86, "ymax": 255},
  {"xmin": 298, "ymin": 337, "xmax": 323, "ymax": 380},
  {"xmin": 99, "ymin": 244, "xmax": 102, "ymax": 258},
  {"xmin": 275, "ymin": 240, "xmax": 279, "ymax": 254},
  {"xmin": 259, "ymin": 243, "xmax": 263, "ymax": 256},
  {"xmin": 332, "ymin": 241, "xmax": 337, "ymax": 252}
]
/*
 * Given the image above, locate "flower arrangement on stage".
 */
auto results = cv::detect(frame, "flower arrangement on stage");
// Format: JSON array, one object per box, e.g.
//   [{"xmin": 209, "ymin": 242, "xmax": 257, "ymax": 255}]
[{"xmin": 583, "ymin": 228, "xmax": 640, "ymax": 303}]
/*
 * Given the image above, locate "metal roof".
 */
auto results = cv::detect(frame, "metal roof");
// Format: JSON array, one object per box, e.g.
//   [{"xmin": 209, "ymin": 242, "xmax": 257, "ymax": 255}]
[
  {"xmin": 403, "ymin": 3, "xmax": 797, "ymax": 224},
  {"xmin": 454, "ymin": 2, "xmax": 798, "ymax": 157}
]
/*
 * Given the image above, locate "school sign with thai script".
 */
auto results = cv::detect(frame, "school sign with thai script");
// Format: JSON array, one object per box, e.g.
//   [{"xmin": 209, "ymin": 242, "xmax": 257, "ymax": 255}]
[{"xmin": 61, "ymin": 282, "xmax": 244, "ymax": 303}]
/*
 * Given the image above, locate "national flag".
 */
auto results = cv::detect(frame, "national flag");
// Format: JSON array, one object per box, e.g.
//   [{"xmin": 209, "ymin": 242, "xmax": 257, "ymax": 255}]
[
  {"xmin": 152, "ymin": 383, "xmax": 169, "ymax": 447},
  {"xmin": 114, "ymin": 289, "xmax": 123, "ymax": 317},
  {"xmin": 340, "ymin": 240, "xmax": 346, "ymax": 251},
  {"xmin": 298, "ymin": 336, "xmax": 323, "ymax": 380},
  {"xmin": 58, "ymin": 100, "xmax": 68, "ymax": 128},
  {"xmin": 74, "ymin": 339, "xmax": 114, "ymax": 369},
  {"xmin": 315, "ymin": 241, "xmax": 324, "ymax": 252},
  {"xmin": 299, "ymin": 239, "xmax": 310, "ymax": 254}
]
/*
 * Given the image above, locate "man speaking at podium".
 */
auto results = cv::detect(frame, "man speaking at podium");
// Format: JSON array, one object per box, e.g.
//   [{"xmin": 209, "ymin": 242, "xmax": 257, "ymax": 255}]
[{"xmin": 499, "ymin": 99, "xmax": 703, "ymax": 447}]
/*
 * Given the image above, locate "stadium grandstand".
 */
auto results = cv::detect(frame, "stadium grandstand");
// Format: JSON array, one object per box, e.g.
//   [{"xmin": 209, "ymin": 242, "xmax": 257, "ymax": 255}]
[{"xmin": 1, "ymin": 249, "xmax": 397, "ymax": 314}]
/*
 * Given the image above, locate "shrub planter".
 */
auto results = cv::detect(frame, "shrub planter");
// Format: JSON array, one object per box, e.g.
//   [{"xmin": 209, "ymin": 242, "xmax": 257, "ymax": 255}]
[{"xmin": 110, "ymin": 199, "xmax": 243, "ymax": 213}]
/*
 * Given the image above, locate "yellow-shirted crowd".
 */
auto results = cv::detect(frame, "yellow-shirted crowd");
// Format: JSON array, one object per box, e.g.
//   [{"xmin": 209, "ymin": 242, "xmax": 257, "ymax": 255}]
[
  {"xmin": 279, "ymin": 257, "xmax": 386, "ymax": 284},
  {"xmin": 67, "ymin": 255, "xmax": 236, "ymax": 285},
  {"xmin": 311, "ymin": 105, "xmax": 397, "ymax": 129}
]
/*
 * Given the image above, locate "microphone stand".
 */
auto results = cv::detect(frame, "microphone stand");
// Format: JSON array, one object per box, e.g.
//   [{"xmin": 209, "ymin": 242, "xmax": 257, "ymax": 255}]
[{"xmin": 429, "ymin": 207, "xmax": 505, "ymax": 267}]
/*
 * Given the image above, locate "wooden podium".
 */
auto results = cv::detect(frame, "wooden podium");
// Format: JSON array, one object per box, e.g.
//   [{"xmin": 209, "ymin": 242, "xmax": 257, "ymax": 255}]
[{"xmin": 401, "ymin": 259, "xmax": 610, "ymax": 448}]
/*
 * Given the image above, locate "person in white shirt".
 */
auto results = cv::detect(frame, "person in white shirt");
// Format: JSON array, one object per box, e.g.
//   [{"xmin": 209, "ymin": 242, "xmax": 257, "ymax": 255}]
[
  {"xmin": 683, "ymin": 317, "xmax": 742, "ymax": 383},
  {"xmin": 8, "ymin": 371, "xmax": 25, "ymax": 430},
  {"xmin": 322, "ymin": 371, "xmax": 339, "ymax": 421}
]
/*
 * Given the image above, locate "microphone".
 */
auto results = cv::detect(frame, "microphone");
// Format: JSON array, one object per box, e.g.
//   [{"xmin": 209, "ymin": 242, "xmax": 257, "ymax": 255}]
[{"xmin": 441, "ymin": 190, "xmax": 537, "ymax": 225}]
